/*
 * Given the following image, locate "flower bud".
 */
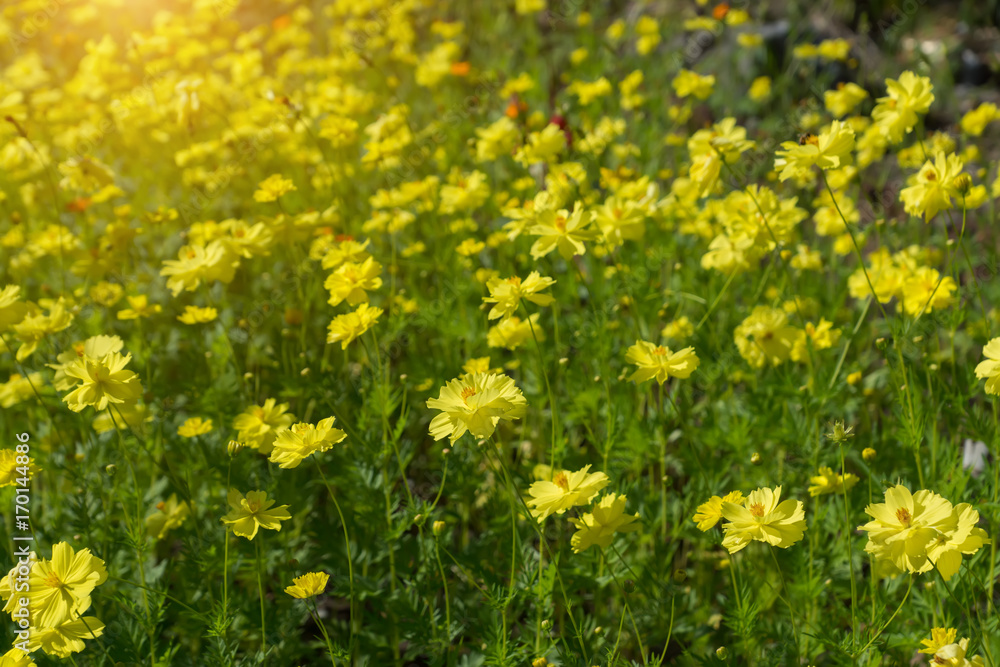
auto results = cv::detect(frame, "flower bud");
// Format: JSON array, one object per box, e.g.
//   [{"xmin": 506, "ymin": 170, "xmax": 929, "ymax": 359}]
[
  {"xmin": 105, "ymin": 464, "xmax": 117, "ymax": 477},
  {"xmin": 532, "ymin": 658, "xmax": 548, "ymax": 667},
  {"xmin": 952, "ymin": 173, "xmax": 972, "ymax": 196},
  {"xmin": 716, "ymin": 646, "xmax": 729, "ymax": 660},
  {"xmin": 673, "ymin": 569, "xmax": 687, "ymax": 584},
  {"xmin": 862, "ymin": 447, "xmax": 876, "ymax": 462},
  {"xmin": 228, "ymin": 440, "xmax": 245, "ymax": 457},
  {"xmin": 750, "ymin": 452, "xmax": 761, "ymax": 465},
  {"xmin": 825, "ymin": 420, "xmax": 855, "ymax": 444}
]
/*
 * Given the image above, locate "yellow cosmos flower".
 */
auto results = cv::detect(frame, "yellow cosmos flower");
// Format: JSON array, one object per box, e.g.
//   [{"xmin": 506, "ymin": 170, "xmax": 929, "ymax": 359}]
[
  {"xmin": 514, "ymin": 123, "xmax": 566, "ymax": 166},
  {"xmin": 930, "ymin": 638, "xmax": 986, "ymax": 666},
  {"xmin": 26, "ymin": 616, "xmax": 105, "ymax": 659},
  {"xmin": 487, "ymin": 314, "xmax": 543, "ymax": 350},
  {"xmin": 857, "ymin": 484, "xmax": 986, "ymax": 579},
  {"xmin": 12, "ymin": 300, "xmax": 74, "ymax": 361},
  {"xmin": 178, "ymin": 417, "xmax": 213, "ymax": 438},
  {"xmin": 0, "ymin": 285, "xmax": 27, "ymax": 331},
  {"xmin": 900, "ymin": 267, "xmax": 957, "ymax": 316},
  {"xmin": 774, "ymin": 120, "xmax": 855, "ymax": 181},
  {"xmin": 160, "ymin": 241, "xmax": 238, "ymax": 296},
  {"xmin": 326, "ymin": 303, "xmax": 383, "ymax": 349},
  {"xmin": 22, "ymin": 542, "xmax": 107, "ymax": 628},
  {"xmin": 624, "ymin": 340, "xmax": 699, "ymax": 384},
  {"xmin": 0, "ymin": 373, "xmax": 43, "ymax": 409},
  {"xmin": 899, "ymin": 151, "xmax": 965, "ymax": 221},
  {"xmin": 324, "ymin": 257, "xmax": 383, "ymax": 307},
  {"xmin": 321, "ymin": 237, "xmax": 371, "ymax": 269},
  {"xmin": 483, "ymin": 272, "xmax": 555, "ymax": 321},
  {"xmin": 285, "ymin": 572, "xmax": 330, "ymax": 599},
  {"xmin": 975, "ymin": 338, "xmax": 1000, "ymax": 395},
  {"xmin": 872, "ymin": 71, "xmax": 934, "ymax": 144},
  {"xmin": 960, "ymin": 102, "xmax": 997, "ymax": 137},
  {"xmin": 232, "ymin": 399, "xmax": 294, "ymax": 455},
  {"xmin": 0, "ymin": 647, "xmax": 35, "ymax": 666},
  {"xmin": 253, "ymin": 174, "xmax": 296, "ymax": 202},
  {"xmin": 221, "ymin": 489, "xmax": 292, "ymax": 540},
  {"xmin": 921, "ymin": 627, "xmax": 958, "ymax": 654},
  {"xmin": 672, "ymin": 69, "xmax": 715, "ymax": 100},
  {"xmin": 61, "ymin": 352, "xmax": 143, "ymax": 413},
  {"xmin": 528, "ymin": 202, "xmax": 598, "ymax": 260},
  {"xmin": 117, "ymin": 294, "xmax": 162, "ymax": 320},
  {"xmin": 526, "ymin": 465, "xmax": 609, "ymax": 521},
  {"xmin": 733, "ymin": 306, "xmax": 804, "ymax": 369},
  {"xmin": 720, "ymin": 486, "xmax": 807, "ymax": 553},
  {"xmin": 925, "ymin": 503, "xmax": 989, "ymax": 581},
  {"xmin": 569, "ymin": 493, "xmax": 641, "ymax": 552},
  {"xmin": 692, "ymin": 491, "xmax": 745, "ymax": 531},
  {"xmin": 269, "ymin": 417, "xmax": 347, "ymax": 469},
  {"xmin": 426, "ymin": 372, "xmax": 527, "ymax": 442},
  {"xmin": 146, "ymin": 493, "xmax": 191, "ymax": 540},
  {"xmin": 807, "ymin": 467, "xmax": 859, "ymax": 497},
  {"xmin": 824, "ymin": 82, "xmax": 869, "ymax": 118},
  {"xmin": 177, "ymin": 305, "xmax": 218, "ymax": 324}
]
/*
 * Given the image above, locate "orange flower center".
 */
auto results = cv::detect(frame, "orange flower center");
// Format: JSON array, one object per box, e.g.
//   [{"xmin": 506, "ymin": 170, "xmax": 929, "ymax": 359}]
[
  {"xmin": 553, "ymin": 472, "xmax": 570, "ymax": 491},
  {"xmin": 652, "ymin": 346, "xmax": 667, "ymax": 356},
  {"xmin": 507, "ymin": 276, "xmax": 522, "ymax": 287},
  {"xmin": 554, "ymin": 215, "xmax": 567, "ymax": 231},
  {"xmin": 43, "ymin": 572, "xmax": 64, "ymax": 589},
  {"xmin": 461, "ymin": 386, "xmax": 477, "ymax": 403},
  {"xmin": 749, "ymin": 502, "xmax": 765, "ymax": 517},
  {"xmin": 895, "ymin": 507, "xmax": 912, "ymax": 527},
  {"xmin": 247, "ymin": 500, "xmax": 261, "ymax": 512}
]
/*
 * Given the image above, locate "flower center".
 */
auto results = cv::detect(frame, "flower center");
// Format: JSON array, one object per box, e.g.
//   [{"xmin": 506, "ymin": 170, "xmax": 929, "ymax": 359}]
[
  {"xmin": 247, "ymin": 500, "xmax": 261, "ymax": 512},
  {"xmin": 506, "ymin": 276, "xmax": 522, "ymax": 287},
  {"xmin": 460, "ymin": 386, "xmax": 476, "ymax": 403},
  {"xmin": 749, "ymin": 502, "xmax": 765, "ymax": 518},
  {"xmin": 43, "ymin": 572, "xmax": 63, "ymax": 589},
  {"xmin": 652, "ymin": 346, "xmax": 667, "ymax": 356},
  {"xmin": 553, "ymin": 472, "xmax": 570, "ymax": 491},
  {"xmin": 895, "ymin": 507, "xmax": 912, "ymax": 527},
  {"xmin": 554, "ymin": 215, "xmax": 567, "ymax": 231}
]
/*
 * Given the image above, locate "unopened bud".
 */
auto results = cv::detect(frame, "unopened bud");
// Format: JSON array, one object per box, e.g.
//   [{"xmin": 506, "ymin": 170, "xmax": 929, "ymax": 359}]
[
  {"xmin": 433, "ymin": 520, "xmax": 446, "ymax": 536},
  {"xmin": 716, "ymin": 646, "xmax": 729, "ymax": 660},
  {"xmin": 952, "ymin": 173, "xmax": 972, "ymax": 196},
  {"xmin": 673, "ymin": 569, "xmax": 687, "ymax": 584},
  {"xmin": 105, "ymin": 464, "xmax": 117, "ymax": 477},
  {"xmin": 825, "ymin": 420, "xmax": 855, "ymax": 444},
  {"xmin": 862, "ymin": 447, "xmax": 876, "ymax": 462},
  {"xmin": 750, "ymin": 452, "xmax": 761, "ymax": 465},
  {"xmin": 228, "ymin": 440, "xmax": 244, "ymax": 457}
]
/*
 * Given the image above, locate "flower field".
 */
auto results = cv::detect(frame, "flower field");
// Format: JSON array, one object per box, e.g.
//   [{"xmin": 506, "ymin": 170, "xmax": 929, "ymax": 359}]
[{"xmin": 3, "ymin": 0, "xmax": 1000, "ymax": 664}]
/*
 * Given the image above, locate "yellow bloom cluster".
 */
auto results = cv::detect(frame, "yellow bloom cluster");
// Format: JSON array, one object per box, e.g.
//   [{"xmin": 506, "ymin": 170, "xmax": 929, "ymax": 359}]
[
  {"xmin": 0, "ymin": 543, "xmax": 107, "ymax": 659},
  {"xmin": 526, "ymin": 465, "xmax": 640, "ymax": 553},
  {"xmin": 860, "ymin": 484, "xmax": 988, "ymax": 580}
]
